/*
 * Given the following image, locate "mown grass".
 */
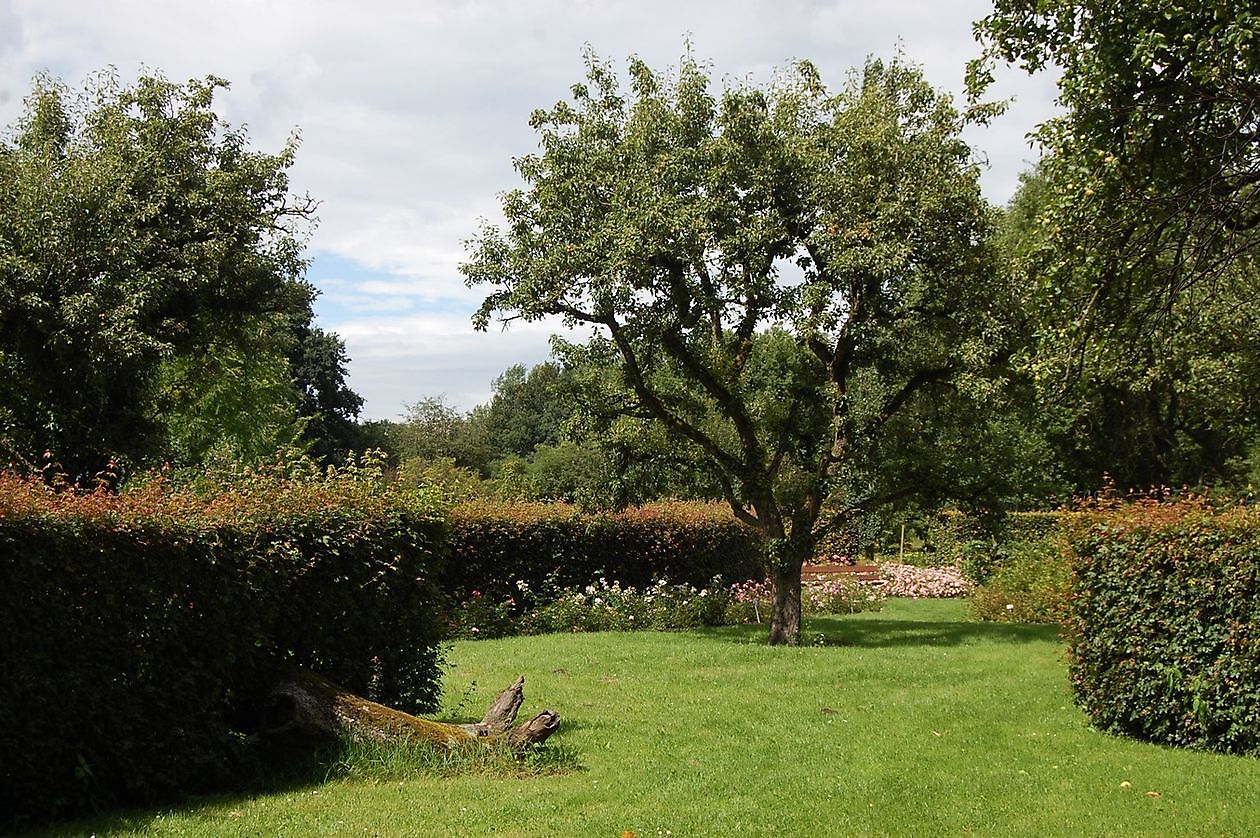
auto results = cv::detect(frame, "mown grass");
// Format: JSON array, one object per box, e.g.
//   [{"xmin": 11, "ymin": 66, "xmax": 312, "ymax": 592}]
[{"xmin": 35, "ymin": 599, "xmax": 1260, "ymax": 836}]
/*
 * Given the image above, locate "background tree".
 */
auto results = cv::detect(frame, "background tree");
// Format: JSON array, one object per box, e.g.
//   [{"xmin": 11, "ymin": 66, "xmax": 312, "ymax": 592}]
[
  {"xmin": 0, "ymin": 71, "xmax": 362, "ymax": 477},
  {"xmin": 464, "ymin": 51, "xmax": 1017, "ymax": 644},
  {"xmin": 288, "ymin": 312, "xmax": 367, "ymax": 463},
  {"xmin": 970, "ymin": 0, "xmax": 1259, "ymax": 322},
  {"xmin": 383, "ymin": 396, "xmax": 491, "ymax": 473},
  {"xmin": 469, "ymin": 362, "xmax": 572, "ymax": 459},
  {"xmin": 1001, "ymin": 166, "xmax": 1260, "ymax": 492}
]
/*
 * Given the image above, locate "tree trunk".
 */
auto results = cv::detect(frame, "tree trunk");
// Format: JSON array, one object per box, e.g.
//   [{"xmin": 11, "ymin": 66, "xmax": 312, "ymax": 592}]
[
  {"xmin": 768, "ymin": 561, "xmax": 803, "ymax": 646},
  {"xmin": 259, "ymin": 668, "xmax": 560, "ymax": 751}
]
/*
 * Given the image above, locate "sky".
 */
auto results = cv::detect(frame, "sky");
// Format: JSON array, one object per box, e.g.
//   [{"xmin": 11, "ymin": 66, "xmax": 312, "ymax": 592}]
[{"xmin": 0, "ymin": 0, "xmax": 1059, "ymax": 419}]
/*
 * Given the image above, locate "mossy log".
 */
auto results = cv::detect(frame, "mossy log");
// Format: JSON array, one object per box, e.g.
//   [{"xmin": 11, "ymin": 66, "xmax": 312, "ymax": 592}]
[{"xmin": 260, "ymin": 669, "xmax": 560, "ymax": 751}]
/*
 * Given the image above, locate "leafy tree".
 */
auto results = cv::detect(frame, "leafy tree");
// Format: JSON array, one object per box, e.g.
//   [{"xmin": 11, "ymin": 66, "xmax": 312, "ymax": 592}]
[
  {"xmin": 1002, "ymin": 166, "xmax": 1260, "ymax": 491},
  {"xmin": 384, "ymin": 396, "xmax": 490, "ymax": 472},
  {"xmin": 0, "ymin": 71, "xmax": 317, "ymax": 478},
  {"xmin": 148, "ymin": 315, "xmax": 306, "ymax": 465},
  {"xmin": 464, "ymin": 51, "xmax": 1017, "ymax": 644},
  {"xmin": 970, "ymin": 1, "xmax": 1260, "ymax": 314},
  {"xmin": 469, "ymin": 361, "xmax": 572, "ymax": 458},
  {"xmin": 288, "ymin": 313, "xmax": 366, "ymax": 463}
]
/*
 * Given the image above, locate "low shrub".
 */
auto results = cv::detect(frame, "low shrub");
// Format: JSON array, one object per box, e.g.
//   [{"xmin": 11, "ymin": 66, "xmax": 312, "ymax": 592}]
[
  {"xmin": 879, "ymin": 563, "xmax": 975, "ymax": 598},
  {"xmin": 520, "ymin": 577, "xmax": 732, "ymax": 634},
  {"xmin": 926, "ymin": 510, "xmax": 1070, "ymax": 582},
  {"xmin": 0, "ymin": 459, "xmax": 447, "ymax": 824},
  {"xmin": 802, "ymin": 575, "xmax": 887, "ymax": 614},
  {"xmin": 1067, "ymin": 499, "xmax": 1260, "ymax": 756},
  {"xmin": 969, "ymin": 536, "xmax": 1072, "ymax": 624}
]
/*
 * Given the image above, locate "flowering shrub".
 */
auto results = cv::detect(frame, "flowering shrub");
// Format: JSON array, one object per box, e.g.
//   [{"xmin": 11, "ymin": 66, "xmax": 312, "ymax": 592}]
[
  {"xmin": 454, "ymin": 572, "xmax": 888, "ymax": 640},
  {"xmin": 724, "ymin": 575, "xmax": 884, "ymax": 622},
  {"xmin": 879, "ymin": 563, "xmax": 975, "ymax": 598},
  {"xmin": 448, "ymin": 590, "xmax": 521, "ymax": 639},
  {"xmin": 804, "ymin": 576, "xmax": 886, "ymax": 614},
  {"xmin": 520, "ymin": 577, "xmax": 731, "ymax": 634}
]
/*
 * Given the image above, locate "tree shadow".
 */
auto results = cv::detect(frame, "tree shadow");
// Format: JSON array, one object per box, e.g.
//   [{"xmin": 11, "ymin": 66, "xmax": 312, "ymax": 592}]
[
  {"xmin": 699, "ymin": 615, "xmax": 1063, "ymax": 648},
  {"xmin": 11, "ymin": 762, "xmax": 330, "ymax": 838}
]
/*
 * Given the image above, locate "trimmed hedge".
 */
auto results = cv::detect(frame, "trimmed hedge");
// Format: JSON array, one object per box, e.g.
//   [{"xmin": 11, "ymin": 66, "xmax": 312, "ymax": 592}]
[
  {"xmin": 0, "ymin": 469, "xmax": 446, "ymax": 824},
  {"xmin": 1067, "ymin": 500, "xmax": 1260, "ymax": 756},
  {"xmin": 444, "ymin": 500, "xmax": 761, "ymax": 604}
]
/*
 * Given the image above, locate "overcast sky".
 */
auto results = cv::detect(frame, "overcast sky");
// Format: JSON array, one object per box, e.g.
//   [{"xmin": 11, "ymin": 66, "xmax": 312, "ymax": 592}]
[{"xmin": 0, "ymin": 0, "xmax": 1059, "ymax": 419}]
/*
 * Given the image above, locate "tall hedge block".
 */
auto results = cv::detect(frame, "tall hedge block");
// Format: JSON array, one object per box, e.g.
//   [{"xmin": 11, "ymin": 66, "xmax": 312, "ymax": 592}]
[
  {"xmin": 0, "ymin": 471, "xmax": 447, "ymax": 824},
  {"xmin": 1068, "ymin": 502, "xmax": 1260, "ymax": 756},
  {"xmin": 444, "ymin": 500, "xmax": 761, "ymax": 601}
]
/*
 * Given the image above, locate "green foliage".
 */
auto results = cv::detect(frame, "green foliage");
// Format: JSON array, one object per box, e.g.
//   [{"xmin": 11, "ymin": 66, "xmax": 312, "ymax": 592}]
[
  {"xmin": 0, "ymin": 460, "xmax": 447, "ymax": 823},
  {"xmin": 398, "ymin": 456, "xmax": 488, "ymax": 503},
  {"xmin": 1067, "ymin": 499, "xmax": 1260, "ymax": 755},
  {"xmin": 0, "ymin": 70, "xmax": 328, "ymax": 478},
  {"xmin": 976, "ymin": 4, "xmax": 1260, "ymax": 495},
  {"xmin": 926, "ymin": 509, "xmax": 1068, "ymax": 582},
  {"xmin": 381, "ymin": 396, "xmax": 492, "ymax": 473},
  {"xmin": 519, "ymin": 577, "xmax": 733, "ymax": 635},
  {"xmin": 443, "ymin": 500, "xmax": 762, "ymax": 609},
  {"xmin": 970, "ymin": 536, "xmax": 1072, "ymax": 624},
  {"xmin": 288, "ymin": 320, "xmax": 367, "ymax": 463},
  {"xmin": 999, "ymin": 167, "xmax": 1260, "ymax": 493},
  {"xmin": 470, "ymin": 362, "xmax": 574, "ymax": 459},
  {"xmin": 463, "ymin": 49, "xmax": 1016, "ymax": 643},
  {"xmin": 973, "ymin": 1, "xmax": 1260, "ymax": 292}
]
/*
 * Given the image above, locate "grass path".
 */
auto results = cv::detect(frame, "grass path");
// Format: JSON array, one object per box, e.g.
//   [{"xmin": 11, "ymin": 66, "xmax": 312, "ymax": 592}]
[{"xmin": 45, "ymin": 600, "xmax": 1260, "ymax": 836}]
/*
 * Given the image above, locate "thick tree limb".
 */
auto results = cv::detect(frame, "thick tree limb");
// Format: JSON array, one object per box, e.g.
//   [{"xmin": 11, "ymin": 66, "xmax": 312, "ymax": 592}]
[{"xmin": 260, "ymin": 669, "xmax": 560, "ymax": 751}]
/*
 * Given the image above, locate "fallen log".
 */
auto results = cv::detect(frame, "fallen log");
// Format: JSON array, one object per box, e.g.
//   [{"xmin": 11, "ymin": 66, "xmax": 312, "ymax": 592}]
[{"xmin": 259, "ymin": 668, "xmax": 560, "ymax": 751}]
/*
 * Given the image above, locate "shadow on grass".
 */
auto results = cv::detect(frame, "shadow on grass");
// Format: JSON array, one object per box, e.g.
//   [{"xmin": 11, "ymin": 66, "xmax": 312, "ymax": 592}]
[
  {"xmin": 14, "ymin": 735, "xmax": 581, "ymax": 838},
  {"xmin": 700, "ymin": 615, "xmax": 1063, "ymax": 648},
  {"xmin": 13, "ymin": 755, "xmax": 331, "ymax": 838}
]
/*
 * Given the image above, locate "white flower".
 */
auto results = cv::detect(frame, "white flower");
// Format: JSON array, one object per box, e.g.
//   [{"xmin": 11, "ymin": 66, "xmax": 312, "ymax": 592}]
[{"xmin": 594, "ymin": 597, "xmax": 603, "ymax": 605}]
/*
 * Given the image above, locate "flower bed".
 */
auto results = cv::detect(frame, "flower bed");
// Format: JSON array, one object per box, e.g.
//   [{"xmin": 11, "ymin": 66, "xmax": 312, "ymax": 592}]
[{"xmin": 878, "ymin": 562, "xmax": 975, "ymax": 598}]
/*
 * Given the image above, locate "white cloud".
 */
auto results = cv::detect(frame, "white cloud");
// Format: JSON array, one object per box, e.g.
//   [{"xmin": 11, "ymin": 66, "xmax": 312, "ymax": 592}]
[{"xmin": 3, "ymin": 0, "xmax": 1061, "ymax": 415}]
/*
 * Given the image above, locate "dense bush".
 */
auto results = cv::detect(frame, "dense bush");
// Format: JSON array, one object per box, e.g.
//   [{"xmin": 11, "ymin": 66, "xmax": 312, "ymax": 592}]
[
  {"xmin": 927, "ymin": 510, "xmax": 1068, "ymax": 582},
  {"xmin": 970, "ymin": 536, "xmax": 1072, "ymax": 624},
  {"xmin": 450, "ymin": 573, "xmax": 886, "ymax": 638},
  {"xmin": 0, "ymin": 461, "xmax": 447, "ymax": 824},
  {"xmin": 443, "ymin": 501, "xmax": 761, "ymax": 606},
  {"xmin": 1067, "ymin": 500, "xmax": 1259, "ymax": 756}
]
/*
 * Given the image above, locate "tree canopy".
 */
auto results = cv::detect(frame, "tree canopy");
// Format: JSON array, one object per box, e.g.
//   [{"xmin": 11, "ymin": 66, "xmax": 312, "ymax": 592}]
[
  {"xmin": 0, "ymin": 71, "xmax": 360, "ymax": 477},
  {"xmin": 464, "ymin": 50, "xmax": 1018, "ymax": 644},
  {"xmin": 971, "ymin": 1, "xmax": 1259, "ymax": 309}
]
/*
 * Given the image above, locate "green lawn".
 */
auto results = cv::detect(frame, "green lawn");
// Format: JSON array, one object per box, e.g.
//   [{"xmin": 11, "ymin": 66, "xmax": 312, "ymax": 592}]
[{"xmin": 40, "ymin": 600, "xmax": 1260, "ymax": 836}]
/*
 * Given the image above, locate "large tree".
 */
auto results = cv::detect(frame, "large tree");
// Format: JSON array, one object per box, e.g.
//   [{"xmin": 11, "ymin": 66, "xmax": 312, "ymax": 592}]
[
  {"xmin": 970, "ymin": 1, "xmax": 1259, "ymax": 314},
  {"xmin": 0, "ymin": 71, "xmax": 319, "ymax": 478},
  {"xmin": 464, "ymin": 51, "xmax": 1016, "ymax": 644},
  {"xmin": 1001, "ymin": 166, "xmax": 1260, "ymax": 492}
]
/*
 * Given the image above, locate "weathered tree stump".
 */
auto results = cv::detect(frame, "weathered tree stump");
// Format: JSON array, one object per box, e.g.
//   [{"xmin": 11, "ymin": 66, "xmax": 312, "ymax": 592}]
[{"xmin": 259, "ymin": 669, "xmax": 560, "ymax": 751}]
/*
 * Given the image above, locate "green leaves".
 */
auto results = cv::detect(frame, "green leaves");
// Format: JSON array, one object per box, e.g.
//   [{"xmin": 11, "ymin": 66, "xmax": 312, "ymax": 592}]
[
  {"xmin": 463, "ymin": 45, "xmax": 1018, "ymax": 603},
  {"xmin": 0, "ymin": 71, "xmax": 320, "ymax": 477}
]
